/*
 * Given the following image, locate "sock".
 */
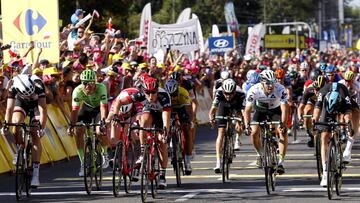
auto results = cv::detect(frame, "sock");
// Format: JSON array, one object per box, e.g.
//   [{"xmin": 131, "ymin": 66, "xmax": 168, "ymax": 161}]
[
  {"xmin": 278, "ymin": 154, "xmax": 285, "ymax": 165},
  {"xmin": 140, "ymin": 145, "xmax": 145, "ymax": 154},
  {"xmin": 160, "ymin": 168, "xmax": 166, "ymax": 178},
  {"xmin": 101, "ymin": 145, "xmax": 108, "ymax": 156},
  {"xmin": 33, "ymin": 162, "xmax": 40, "ymax": 176},
  {"xmin": 345, "ymin": 137, "xmax": 355, "ymax": 153},
  {"xmin": 185, "ymin": 155, "xmax": 191, "ymax": 163},
  {"xmin": 77, "ymin": 149, "xmax": 84, "ymax": 164},
  {"xmin": 322, "ymin": 162, "xmax": 326, "ymax": 173}
]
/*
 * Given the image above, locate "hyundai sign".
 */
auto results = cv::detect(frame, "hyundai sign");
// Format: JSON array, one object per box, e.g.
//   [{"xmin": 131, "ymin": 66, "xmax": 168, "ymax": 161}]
[{"xmin": 208, "ymin": 35, "xmax": 235, "ymax": 54}]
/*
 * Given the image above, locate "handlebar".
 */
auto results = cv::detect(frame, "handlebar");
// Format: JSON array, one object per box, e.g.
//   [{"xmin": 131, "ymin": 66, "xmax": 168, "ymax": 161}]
[
  {"xmin": 215, "ymin": 116, "xmax": 242, "ymax": 122},
  {"xmin": 313, "ymin": 121, "xmax": 349, "ymax": 127},
  {"xmin": 130, "ymin": 126, "xmax": 164, "ymax": 133},
  {"xmin": 250, "ymin": 121, "xmax": 281, "ymax": 126},
  {"xmin": 71, "ymin": 122, "xmax": 103, "ymax": 127},
  {"xmin": 4, "ymin": 122, "xmax": 40, "ymax": 128}
]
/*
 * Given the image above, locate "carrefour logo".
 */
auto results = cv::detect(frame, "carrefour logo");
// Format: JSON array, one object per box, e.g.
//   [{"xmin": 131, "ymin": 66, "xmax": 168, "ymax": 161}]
[
  {"xmin": 13, "ymin": 9, "xmax": 47, "ymax": 36},
  {"xmin": 213, "ymin": 39, "xmax": 229, "ymax": 48}
]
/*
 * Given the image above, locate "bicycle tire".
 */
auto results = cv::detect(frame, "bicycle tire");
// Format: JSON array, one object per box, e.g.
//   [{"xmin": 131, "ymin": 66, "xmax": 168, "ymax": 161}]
[
  {"xmin": 222, "ymin": 132, "xmax": 229, "ymax": 183},
  {"xmin": 151, "ymin": 148, "xmax": 160, "ymax": 199},
  {"xmin": 94, "ymin": 143, "xmax": 103, "ymax": 191},
  {"xmin": 270, "ymin": 143, "xmax": 278, "ymax": 192},
  {"xmin": 335, "ymin": 141, "xmax": 343, "ymax": 196},
  {"xmin": 327, "ymin": 140, "xmax": 336, "ymax": 200},
  {"xmin": 25, "ymin": 142, "xmax": 32, "ymax": 195},
  {"xmin": 172, "ymin": 131, "xmax": 181, "ymax": 187},
  {"xmin": 112, "ymin": 143, "xmax": 123, "ymax": 197},
  {"xmin": 227, "ymin": 130, "xmax": 234, "ymax": 180},
  {"xmin": 15, "ymin": 148, "xmax": 25, "ymax": 201},
  {"xmin": 84, "ymin": 138, "xmax": 93, "ymax": 195},
  {"xmin": 140, "ymin": 150, "xmax": 149, "ymax": 203},
  {"xmin": 315, "ymin": 133, "xmax": 323, "ymax": 181},
  {"xmin": 291, "ymin": 107, "xmax": 297, "ymax": 140},
  {"xmin": 264, "ymin": 139, "xmax": 273, "ymax": 195},
  {"xmin": 124, "ymin": 142, "xmax": 135, "ymax": 193}
]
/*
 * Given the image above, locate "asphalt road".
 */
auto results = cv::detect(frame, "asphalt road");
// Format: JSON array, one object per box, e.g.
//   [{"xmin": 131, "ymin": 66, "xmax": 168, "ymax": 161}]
[{"xmin": 1, "ymin": 126, "xmax": 360, "ymax": 203}]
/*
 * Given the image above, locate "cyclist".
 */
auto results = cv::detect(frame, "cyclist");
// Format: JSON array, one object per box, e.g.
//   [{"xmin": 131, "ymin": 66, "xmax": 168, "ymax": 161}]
[
  {"xmin": 212, "ymin": 70, "xmax": 230, "ymax": 98},
  {"xmin": 164, "ymin": 79, "xmax": 193, "ymax": 175},
  {"xmin": 338, "ymin": 70, "xmax": 359, "ymax": 163},
  {"xmin": 243, "ymin": 70, "xmax": 288, "ymax": 174},
  {"xmin": 297, "ymin": 75, "xmax": 326, "ymax": 147},
  {"xmin": 313, "ymin": 81, "xmax": 352, "ymax": 187},
  {"xmin": 67, "ymin": 69, "xmax": 109, "ymax": 176},
  {"xmin": 209, "ymin": 78, "xmax": 245, "ymax": 173},
  {"xmin": 324, "ymin": 64, "xmax": 342, "ymax": 83},
  {"xmin": 134, "ymin": 77, "xmax": 171, "ymax": 189},
  {"xmin": 242, "ymin": 70, "xmax": 260, "ymax": 94},
  {"xmin": 2, "ymin": 74, "xmax": 47, "ymax": 187}
]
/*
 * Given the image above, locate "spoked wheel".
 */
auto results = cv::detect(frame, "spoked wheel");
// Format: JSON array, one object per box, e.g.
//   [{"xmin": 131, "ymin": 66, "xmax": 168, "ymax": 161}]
[
  {"xmin": 124, "ymin": 143, "xmax": 135, "ymax": 193},
  {"xmin": 335, "ymin": 142, "xmax": 343, "ymax": 196},
  {"xmin": 315, "ymin": 133, "xmax": 323, "ymax": 181},
  {"xmin": 222, "ymin": 134, "xmax": 229, "ymax": 183},
  {"xmin": 84, "ymin": 141, "xmax": 93, "ymax": 195},
  {"xmin": 327, "ymin": 142, "xmax": 336, "ymax": 200},
  {"xmin": 94, "ymin": 145, "xmax": 103, "ymax": 191},
  {"xmin": 151, "ymin": 150, "xmax": 160, "ymax": 199},
  {"xmin": 172, "ymin": 135, "xmax": 181, "ymax": 187},
  {"xmin": 226, "ymin": 134, "xmax": 234, "ymax": 180},
  {"xmin": 15, "ymin": 148, "xmax": 25, "ymax": 201},
  {"xmin": 264, "ymin": 141, "xmax": 274, "ymax": 195},
  {"xmin": 25, "ymin": 143, "xmax": 32, "ymax": 196},
  {"xmin": 112, "ymin": 143, "xmax": 123, "ymax": 197},
  {"xmin": 140, "ymin": 151, "xmax": 149, "ymax": 203},
  {"xmin": 291, "ymin": 107, "xmax": 298, "ymax": 139},
  {"xmin": 270, "ymin": 144, "xmax": 278, "ymax": 192}
]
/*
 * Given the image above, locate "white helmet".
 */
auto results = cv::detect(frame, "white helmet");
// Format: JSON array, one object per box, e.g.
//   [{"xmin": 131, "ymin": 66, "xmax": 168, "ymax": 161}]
[
  {"xmin": 120, "ymin": 103, "xmax": 133, "ymax": 114},
  {"xmin": 300, "ymin": 62, "xmax": 309, "ymax": 70},
  {"xmin": 220, "ymin": 71, "xmax": 230, "ymax": 80},
  {"xmin": 13, "ymin": 74, "xmax": 35, "ymax": 96},
  {"xmin": 260, "ymin": 70, "xmax": 276, "ymax": 83},
  {"xmin": 222, "ymin": 78, "xmax": 236, "ymax": 93}
]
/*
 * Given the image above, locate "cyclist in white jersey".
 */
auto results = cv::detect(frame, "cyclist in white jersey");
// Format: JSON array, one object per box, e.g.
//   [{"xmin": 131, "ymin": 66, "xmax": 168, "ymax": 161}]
[{"xmin": 243, "ymin": 70, "xmax": 289, "ymax": 174}]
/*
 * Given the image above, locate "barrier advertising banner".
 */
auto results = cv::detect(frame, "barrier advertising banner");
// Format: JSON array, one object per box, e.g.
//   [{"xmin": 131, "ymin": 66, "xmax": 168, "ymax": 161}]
[
  {"xmin": 1, "ymin": 0, "xmax": 60, "ymax": 63},
  {"xmin": 264, "ymin": 35, "xmax": 305, "ymax": 49},
  {"xmin": 208, "ymin": 35, "xmax": 235, "ymax": 54},
  {"xmin": 147, "ymin": 19, "xmax": 199, "ymax": 54}
]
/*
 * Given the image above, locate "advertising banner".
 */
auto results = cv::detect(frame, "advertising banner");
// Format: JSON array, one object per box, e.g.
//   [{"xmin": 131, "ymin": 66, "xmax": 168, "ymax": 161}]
[{"xmin": 208, "ymin": 35, "xmax": 235, "ymax": 54}]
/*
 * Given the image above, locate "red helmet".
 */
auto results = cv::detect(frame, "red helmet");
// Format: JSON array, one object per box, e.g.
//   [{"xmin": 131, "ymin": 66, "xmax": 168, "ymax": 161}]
[
  {"xmin": 142, "ymin": 77, "xmax": 158, "ymax": 91},
  {"xmin": 138, "ymin": 72, "xmax": 149, "ymax": 82},
  {"xmin": 275, "ymin": 68, "xmax": 285, "ymax": 79}
]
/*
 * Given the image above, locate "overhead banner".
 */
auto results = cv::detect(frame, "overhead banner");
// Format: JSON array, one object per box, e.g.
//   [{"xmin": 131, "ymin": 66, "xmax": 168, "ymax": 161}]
[
  {"xmin": 1, "ymin": 0, "xmax": 60, "ymax": 63},
  {"xmin": 147, "ymin": 18, "xmax": 200, "ymax": 54},
  {"xmin": 245, "ymin": 23, "xmax": 264, "ymax": 56},
  {"xmin": 208, "ymin": 35, "xmax": 235, "ymax": 54},
  {"xmin": 264, "ymin": 35, "xmax": 305, "ymax": 49}
]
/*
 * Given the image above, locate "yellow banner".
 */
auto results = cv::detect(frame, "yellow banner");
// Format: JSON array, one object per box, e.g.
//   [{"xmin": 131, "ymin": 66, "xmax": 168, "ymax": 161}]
[
  {"xmin": 264, "ymin": 35, "xmax": 305, "ymax": 49},
  {"xmin": 0, "ymin": 148, "xmax": 11, "ymax": 173},
  {"xmin": 1, "ymin": 0, "xmax": 60, "ymax": 63},
  {"xmin": 41, "ymin": 120, "xmax": 68, "ymax": 162}
]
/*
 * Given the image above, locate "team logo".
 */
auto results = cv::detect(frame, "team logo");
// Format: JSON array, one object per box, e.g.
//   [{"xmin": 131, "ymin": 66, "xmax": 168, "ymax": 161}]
[
  {"xmin": 13, "ymin": 9, "xmax": 47, "ymax": 36},
  {"xmin": 213, "ymin": 39, "xmax": 229, "ymax": 48}
]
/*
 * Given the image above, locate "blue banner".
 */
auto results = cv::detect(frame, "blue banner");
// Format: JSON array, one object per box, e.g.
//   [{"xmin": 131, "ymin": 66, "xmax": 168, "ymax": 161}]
[{"xmin": 208, "ymin": 35, "xmax": 235, "ymax": 54}]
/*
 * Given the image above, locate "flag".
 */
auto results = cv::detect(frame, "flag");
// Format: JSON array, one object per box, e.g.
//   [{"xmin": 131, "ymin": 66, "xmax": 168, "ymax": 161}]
[
  {"xmin": 176, "ymin": 8, "xmax": 191, "ymax": 24},
  {"xmin": 245, "ymin": 23, "xmax": 264, "ymax": 56},
  {"xmin": 139, "ymin": 2, "xmax": 152, "ymax": 49},
  {"xmin": 224, "ymin": 2, "xmax": 240, "ymax": 44}
]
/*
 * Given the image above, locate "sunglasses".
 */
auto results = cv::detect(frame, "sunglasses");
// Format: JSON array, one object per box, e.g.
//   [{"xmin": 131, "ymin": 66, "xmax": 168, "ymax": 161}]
[
  {"xmin": 326, "ymin": 73, "xmax": 334, "ymax": 76},
  {"xmin": 224, "ymin": 92, "xmax": 234, "ymax": 96},
  {"xmin": 82, "ymin": 82, "xmax": 95, "ymax": 86},
  {"xmin": 144, "ymin": 90, "xmax": 157, "ymax": 95},
  {"xmin": 300, "ymin": 69, "xmax": 307, "ymax": 72}
]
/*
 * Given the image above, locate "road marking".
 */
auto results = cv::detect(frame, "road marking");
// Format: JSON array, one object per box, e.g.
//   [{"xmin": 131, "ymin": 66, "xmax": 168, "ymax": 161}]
[
  {"xmin": 175, "ymin": 192, "xmax": 199, "ymax": 202},
  {"xmin": 202, "ymin": 154, "xmax": 360, "ymax": 158},
  {"xmin": 248, "ymin": 161, "xmax": 257, "ymax": 166}
]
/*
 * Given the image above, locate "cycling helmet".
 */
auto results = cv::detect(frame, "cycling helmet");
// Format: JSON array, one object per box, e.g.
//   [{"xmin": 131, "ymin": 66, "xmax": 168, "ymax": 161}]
[
  {"xmin": 300, "ymin": 62, "xmax": 309, "ymax": 70},
  {"xmin": 260, "ymin": 70, "xmax": 276, "ymax": 83},
  {"xmin": 288, "ymin": 70, "xmax": 299, "ymax": 80},
  {"xmin": 312, "ymin": 75, "xmax": 326, "ymax": 89},
  {"xmin": 326, "ymin": 89, "xmax": 341, "ymax": 113},
  {"xmin": 142, "ymin": 77, "xmax": 158, "ymax": 92},
  {"xmin": 222, "ymin": 78, "xmax": 237, "ymax": 93},
  {"xmin": 248, "ymin": 72, "xmax": 260, "ymax": 84},
  {"xmin": 13, "ymin": 74, "xmax": 35, "ymax": 97},
  {"xmin": 325, "ymin": 64, "xmax": 336, "ymax": 73},
  {"xmin": 319, "ymin": 63, "xmax": 327, "ymax": 72},
  {"xmin": 309, "ymin": 69, "xmax": 322, "ymax": 81},
  {"xmin": 120, "ymin": 103, "xmax": 133, "ymax": 114},
  {"xmin": 275, "ymin": 68, "xmax": 285, "ymax": 79},
  {"xmin": 80, "ymin": 69, "xmax": 96, "ymax": 82},
  {"xmin": 258, "ymin": 65, "xmax": 267, "ymax": 71},
  {"xmin": 170, "ymin": 71, "xmax": 182, "ymax": 82},
  {"xmin": 344, "ymin": 70, "xmax": 355, "ymax": 81},
  {"xmin": 220, "ymin": 70, "xmax": 230, "ymax": 80},
  {"xmin": 164, "ymin": 79, "xmax": 179, "ymax": 95}
]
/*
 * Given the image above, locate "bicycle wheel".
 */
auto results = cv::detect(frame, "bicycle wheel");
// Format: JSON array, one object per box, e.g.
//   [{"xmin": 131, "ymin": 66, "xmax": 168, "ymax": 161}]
[
  {"xmin": 315, "ymin": 133, "xmax": 323, "ymax": 181},
  {"xmin": 291, "ymin": 107, "xmax": 297, "ymax": 139},
  {"xmin": 226, "ymin": 131, "xmax": 234, "ymax": 180},
  {"xmin": 124, "ymin": 142, "xmax": 135, "ymax": 193},
  {"xmin": 151, "ymin": 148, "xmax": 160, "ymax": 199},
  {"xmin": 327, "ymin": 141, "xmax": 336, "ymax": 200},
  {"xmin": 25, "ymin": 142, "xmax": 32, "ymax": 196},
  {"xmin": 15, "ymin": 148, "xmax": 25, "ymax": 201},
  {"xmin": 140, "ymin": 150, "xmax": 149, "ymax": 203},
  {"xmin": 94, "ymin": 143, "xmax": 103, "ymax": 191},
  {"xmin": 171, "ymin": 132, "xmax": 181, "ymax": 187},
  {"xmin": 222, "ymin": 133, "xmax": 229, "ymax": 183},
  {"xmin": 335, "ymin": 142, "xmax": 343, "ymax": 196},
  {"xmin": 112, "ymin": 143, "xmax": 123, "ymax": 197},
  {"xmin": 270, "ymin": 143, "xmax": 278, "ymax": 192},
  {"xmin": 84, "ymin": 138, "xmax": 93, "ymax": 195},
  {"xmin": 264, "ymin": 140, "xmax": 273, "ymax": 195}
]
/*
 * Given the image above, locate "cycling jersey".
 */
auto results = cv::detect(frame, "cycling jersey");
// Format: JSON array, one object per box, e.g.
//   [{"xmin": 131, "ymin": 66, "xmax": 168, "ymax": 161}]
[
  {"xmin": 339, "ymin": 79, "xmax": 360, "ymax": 108},
  {"xmin": 300, "ymin": 85, "xmax": 317, "ymax": 105},
  {"xmin": 72, "ymin": 83, "xmax": 108, "ymax": 110},
  {"xmin": 131, "ymin": 88, "xmax": 171, "ymax": 112},
  {"xmin": 315, "ymin": 82, "xmax": 352, "ymax": 114},
  {"xmin": 246, "ymin": 83, "xmax": 288, "ymax": 110},
  {"xmin": 171, "ymin": 87, "xmax": 191, "ymax": 108},
  {"xmin": 113, "ymin": 87, "xmax": 144, "ymax": 115}
]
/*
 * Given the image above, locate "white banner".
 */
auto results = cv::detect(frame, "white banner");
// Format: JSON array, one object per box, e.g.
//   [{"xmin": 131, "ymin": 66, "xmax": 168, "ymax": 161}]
[
  {"xmin": 176, "ymin": 8, "xmax": 191, "ymax": 24},
  {"xmin": 147, "ymin": 18, "xmax": 199, "ymax": 54},
  {"xmin": 245, "ymin": 23, "xmax": 264, "ymax": 56},
  {"xmin": 139, "ymin": 2, "xmax": 151, "ymax": 48}
]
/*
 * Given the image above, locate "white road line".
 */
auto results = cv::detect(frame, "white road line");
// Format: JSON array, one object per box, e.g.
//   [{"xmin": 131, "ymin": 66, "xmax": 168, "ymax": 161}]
[
  {"xmin": 175, "ymin": 192, "xmax": 200, "ymax": 202},
  {"xmin": 248, "ymin": 161, "xmax": 257, "ymax": 166}
]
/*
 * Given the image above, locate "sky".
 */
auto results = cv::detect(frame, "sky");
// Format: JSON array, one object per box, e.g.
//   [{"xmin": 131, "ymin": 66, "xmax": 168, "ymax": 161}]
[{"xmin": 349, "ymin": 0, "xmax": 360, "ymax": 7}]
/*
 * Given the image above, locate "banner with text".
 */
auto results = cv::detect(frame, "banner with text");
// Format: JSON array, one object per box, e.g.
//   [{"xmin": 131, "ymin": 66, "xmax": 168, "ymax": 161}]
[
  {"xmin": 147, "ymin": 19, "xmax": 199, "ymax": 54},
  {"xmin": 208, "ymin": 35, "xmax": 235, "ymax": 54},
  {"xmin": 245, "ymin": 23, "xmax": 264, "ymax": 56},
  {"xmin": 1, "ymin": 0, "xmax": 60, "ymax": 63}
]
